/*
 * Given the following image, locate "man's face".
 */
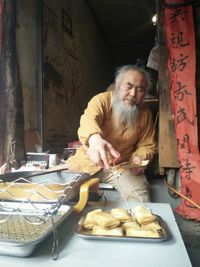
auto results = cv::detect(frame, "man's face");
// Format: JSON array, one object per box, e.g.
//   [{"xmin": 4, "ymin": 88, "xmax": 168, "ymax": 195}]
[{"xmin": 117, "ymin": 70, "xmax": 147, "ymax": 106}]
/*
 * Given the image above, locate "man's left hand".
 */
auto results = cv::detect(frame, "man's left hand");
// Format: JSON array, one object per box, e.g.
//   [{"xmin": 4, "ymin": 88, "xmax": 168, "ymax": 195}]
[{"xmin": 130, "ymin": 156, "xmax": 147, "ymax": 175}]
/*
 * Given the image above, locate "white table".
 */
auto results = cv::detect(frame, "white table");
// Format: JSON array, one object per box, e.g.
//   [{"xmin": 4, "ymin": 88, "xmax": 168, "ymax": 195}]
[{"xmin": 0, "ymin": 190, "xmax": 192, "ymax": 267}]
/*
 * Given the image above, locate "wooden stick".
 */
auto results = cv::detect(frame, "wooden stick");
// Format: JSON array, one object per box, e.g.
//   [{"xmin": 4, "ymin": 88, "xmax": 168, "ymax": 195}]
[{"xmin": 165, "ymin": 180, "xmax": 200, "ymax": 210}]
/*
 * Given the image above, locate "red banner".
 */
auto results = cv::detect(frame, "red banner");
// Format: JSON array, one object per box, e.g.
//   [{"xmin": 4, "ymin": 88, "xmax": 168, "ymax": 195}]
[{"xmin": 164, "ymin": 4, "xmax": 200, "ymax": 220}]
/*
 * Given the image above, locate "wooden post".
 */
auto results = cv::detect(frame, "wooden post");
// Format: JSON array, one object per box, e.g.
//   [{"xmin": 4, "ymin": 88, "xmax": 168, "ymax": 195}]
[
  {"xmin": 157, "ymin": 1, "xmax": 180, "ymax": 174},
  {"xmin": 0, "ymin": 0, "xmax": 25, "ymax": 168}
]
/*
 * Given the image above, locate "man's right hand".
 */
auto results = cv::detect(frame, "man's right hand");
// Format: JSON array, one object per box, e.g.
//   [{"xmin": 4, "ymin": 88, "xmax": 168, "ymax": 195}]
[{"xmin": 87, "ymin": 134, "xmax": 120, "ymax": 169}]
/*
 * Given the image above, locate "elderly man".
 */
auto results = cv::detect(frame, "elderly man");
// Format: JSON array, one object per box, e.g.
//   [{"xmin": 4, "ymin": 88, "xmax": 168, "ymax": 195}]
[{"xmin": 67, "ymin": 65, "xmax": 156, "ymax": 201}]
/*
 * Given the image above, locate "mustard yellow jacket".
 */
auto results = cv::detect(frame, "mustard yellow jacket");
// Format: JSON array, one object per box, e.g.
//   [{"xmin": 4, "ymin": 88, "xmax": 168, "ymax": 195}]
[{"xmin": 67, "ymin": 91, "xmax": 156, "ymax": 175}]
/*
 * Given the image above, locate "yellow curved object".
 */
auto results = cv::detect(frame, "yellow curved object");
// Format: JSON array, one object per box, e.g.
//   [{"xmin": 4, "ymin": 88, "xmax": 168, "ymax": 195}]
[{"xmin": 74, "ymin": 178, "xmax": 99, "ymax": 213}]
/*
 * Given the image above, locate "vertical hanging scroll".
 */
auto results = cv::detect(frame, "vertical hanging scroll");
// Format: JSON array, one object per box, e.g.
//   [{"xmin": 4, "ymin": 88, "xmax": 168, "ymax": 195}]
[{"xmin": 164, "ymin": 1, "xmax": 200, "ymax": 220}]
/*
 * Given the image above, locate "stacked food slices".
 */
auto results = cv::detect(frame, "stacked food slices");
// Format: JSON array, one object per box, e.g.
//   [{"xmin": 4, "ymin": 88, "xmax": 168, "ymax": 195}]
[{"xmin": 81, "ymin": 207, "xmax": 162, "ymax": 238}]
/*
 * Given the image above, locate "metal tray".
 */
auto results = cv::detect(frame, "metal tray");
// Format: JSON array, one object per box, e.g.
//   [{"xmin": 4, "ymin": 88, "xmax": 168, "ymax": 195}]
[
  {"xmin": 74, "ymin": 215, "xmax": 170, "ymax": 243},
  {"xmin": 0, "ymin": 202, "xmax": 74, "ymax": 257}
]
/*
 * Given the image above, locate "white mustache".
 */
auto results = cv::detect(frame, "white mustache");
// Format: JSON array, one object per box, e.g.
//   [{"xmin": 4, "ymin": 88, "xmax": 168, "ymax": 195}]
[{"xmin": 125, "ymin": 97, "xmax": 136, "ymax": 102}]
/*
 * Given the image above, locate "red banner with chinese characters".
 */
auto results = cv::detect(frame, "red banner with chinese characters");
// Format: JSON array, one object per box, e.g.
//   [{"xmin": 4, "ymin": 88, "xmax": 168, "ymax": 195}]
[{"xmin": 164, "ymin": 2, "xmax": 200, "ymax": 220}]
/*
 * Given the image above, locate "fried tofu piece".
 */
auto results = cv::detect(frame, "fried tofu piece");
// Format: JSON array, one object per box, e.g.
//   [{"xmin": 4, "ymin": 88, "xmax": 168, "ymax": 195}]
[
  {"xmin": 122, "ymin": 221, "xmax": 141, "ymax": 230},
  {"xmin": 123, "ymin": 219, "xmax": 161, "ymax": 238},
  {"xmin": 111, "ymin": 208, "xmax": 132, "ymax": 222},
  {"xmin": 92, "ymin": 225, "xmax": 123, "ymax": 236},
  {"xmin": 83, "ymin": 209, "xmax": 102, "ymax": 229},
  {"xmin": 132, "ymin": 206, "xmax": 157, "ymax": 225},
  {"xmin": 125, "ymin": 228, "xmax": 160, "ymax": 238},
  {"xmin": 92, "ymin": 211, "xmax": 120, "ymax": 228},
  {"xmin": 141, "ymin": 221, "xmax": 161, "ymax": 231}
]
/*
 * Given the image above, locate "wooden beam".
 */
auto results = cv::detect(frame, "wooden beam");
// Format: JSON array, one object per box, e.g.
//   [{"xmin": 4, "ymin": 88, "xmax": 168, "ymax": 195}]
[{"xmin": 158, "ymin": 2, "xmax": 180, "ymax": 174}]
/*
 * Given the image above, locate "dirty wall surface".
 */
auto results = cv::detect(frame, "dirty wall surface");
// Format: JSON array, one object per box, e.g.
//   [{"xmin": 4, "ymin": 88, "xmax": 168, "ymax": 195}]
[{"xmin": 17, "ymin": 0, "xmax": 113, "ymax": 152}]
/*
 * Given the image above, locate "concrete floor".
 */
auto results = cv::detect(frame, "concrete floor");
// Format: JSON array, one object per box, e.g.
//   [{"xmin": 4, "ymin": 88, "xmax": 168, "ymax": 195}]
[{"xmin": 150, "ymin": 178, "xmax": 200, "ymax": 267}]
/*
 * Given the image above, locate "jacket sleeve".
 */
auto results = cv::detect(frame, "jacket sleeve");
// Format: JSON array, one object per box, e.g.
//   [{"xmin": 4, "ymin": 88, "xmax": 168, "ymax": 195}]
[
  {"xmin": 77, "ymin": 93, "xmax": 108, "ymax": 146},
  {"xmin": 130, "ymin": 109, "xmax": 156, "ymax": 161}
]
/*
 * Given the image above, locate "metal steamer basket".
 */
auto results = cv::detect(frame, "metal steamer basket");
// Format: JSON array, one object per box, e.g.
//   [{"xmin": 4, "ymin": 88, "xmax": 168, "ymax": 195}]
[{"xmin": 0, "ymin": 170, "xmax": 99, "ymax": 259}]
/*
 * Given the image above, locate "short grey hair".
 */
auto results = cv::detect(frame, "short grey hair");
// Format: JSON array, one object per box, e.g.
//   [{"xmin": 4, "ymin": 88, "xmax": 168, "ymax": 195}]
[{"xmin": 114, "ymin": 64, "xmax": 151, "ymax": 92}]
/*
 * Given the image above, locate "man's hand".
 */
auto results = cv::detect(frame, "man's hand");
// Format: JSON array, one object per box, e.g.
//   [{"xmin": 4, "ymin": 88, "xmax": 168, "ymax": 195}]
[
  {"xmin": 87, "ymin": 134, "xmax": 120, "ymax": 169},
  {"xmin": 130, "ymin": 156, "xmax": 148, "ymax": 175}
]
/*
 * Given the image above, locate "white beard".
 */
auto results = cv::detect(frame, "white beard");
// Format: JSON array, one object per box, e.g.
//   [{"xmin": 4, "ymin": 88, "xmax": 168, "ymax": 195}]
[{"xmin": 112, "ymin": 93, "xmax": 138, "ymax": 129}]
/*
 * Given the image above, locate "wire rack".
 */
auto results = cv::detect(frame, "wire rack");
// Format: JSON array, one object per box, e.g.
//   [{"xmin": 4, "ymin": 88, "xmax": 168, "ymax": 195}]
[{"xmin": 0, "ymin": 169, "xmax": 89, "ymax": 259}]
